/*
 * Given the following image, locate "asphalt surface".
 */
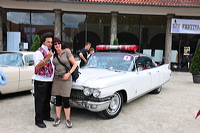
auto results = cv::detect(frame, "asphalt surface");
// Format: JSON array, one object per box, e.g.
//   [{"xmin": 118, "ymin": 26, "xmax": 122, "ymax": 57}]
[{"xmin": 0, "ymin": 72, "xmax": 200, "ymax": 133}]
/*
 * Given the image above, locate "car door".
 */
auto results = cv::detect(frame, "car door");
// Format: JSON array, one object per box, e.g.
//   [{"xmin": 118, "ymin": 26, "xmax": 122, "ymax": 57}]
[
  {"xmin": 19, "ymin": 54, "xmax": 34, "ymax": 92},
  {"xmin": 133, "ymin": 57, "xmax": 152, "ymax": 96},
  {"xmin": 0, "ymin": 53, "xmax": 20, "ymax": 94},
  {"xmin": 0, "ymin": 66, "xmax": 20, "ymax": 94},
  {"xmin": 156, "ymin": 64, "xmax": 171, "ymax": 85},
  {"xmin": 142, "ymin": 57, "xmax": 160, "ymax": 90},
  {"xmin": 149, "ymin": 67, "xmax": 160, "ymax": 89}
]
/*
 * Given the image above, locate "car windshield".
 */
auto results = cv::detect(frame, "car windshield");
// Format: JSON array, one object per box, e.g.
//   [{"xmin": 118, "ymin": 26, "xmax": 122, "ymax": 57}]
[
  {"xmin": 0, "ymin": 53, "xmax": 23, "ymax": 67},
  {"xmin": 84, "ymin": 53, "xmax": 134, "ymax": 71}
]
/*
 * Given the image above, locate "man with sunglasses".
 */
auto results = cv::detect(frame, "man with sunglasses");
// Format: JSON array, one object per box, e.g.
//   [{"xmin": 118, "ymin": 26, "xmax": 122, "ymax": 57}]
[{"xmin": 33, "ymin": 33, "xmax": 54, "ymax": 128}]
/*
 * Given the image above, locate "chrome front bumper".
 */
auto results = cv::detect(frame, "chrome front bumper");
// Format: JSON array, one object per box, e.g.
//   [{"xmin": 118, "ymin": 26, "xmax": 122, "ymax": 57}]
[
  {"xmin": 51, "ymin": 96, "xmax": 111, "ymax": 112},
  {"xmin": 70, "ymin": 99, "xmax": 111, "ymax": 112}
]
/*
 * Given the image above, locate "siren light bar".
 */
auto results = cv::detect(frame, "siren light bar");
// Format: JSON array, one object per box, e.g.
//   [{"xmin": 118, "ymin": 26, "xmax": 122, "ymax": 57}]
[{"xmin": 96, "ymin": 45, "xmax": 138, "ymax": 52}]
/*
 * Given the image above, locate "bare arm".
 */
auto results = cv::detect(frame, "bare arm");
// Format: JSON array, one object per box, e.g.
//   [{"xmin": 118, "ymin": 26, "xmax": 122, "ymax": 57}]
[
  {"xmin": 35, "ymin": 52, "xmax": 54, "ymax": 69},
  {"xmin": 79, "ymin": 53, "xmax": 87, "ymax": 63},
  {"xmin": 68, "ymin": 56, "xmax": 77, "ymax": 73},
  {"xmin": 62, "ymin": 55, "xmax": 77, "ymax": 80}
]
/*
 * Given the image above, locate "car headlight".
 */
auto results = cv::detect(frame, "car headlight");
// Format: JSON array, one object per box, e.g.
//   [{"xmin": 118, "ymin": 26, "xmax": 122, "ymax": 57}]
[
  {"xmin": 83, "ymin": 88, "xmax": 92, "ymax": 96},
  {"xmin": 93, "ymin": 89, "xmax": 101, "ymax": 98}
]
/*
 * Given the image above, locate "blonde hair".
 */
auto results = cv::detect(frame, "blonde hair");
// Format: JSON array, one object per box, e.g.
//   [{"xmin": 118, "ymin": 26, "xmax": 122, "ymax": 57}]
[{"xmin": 89, "ymin": 48, "xmax": 94, "ymax": 52}]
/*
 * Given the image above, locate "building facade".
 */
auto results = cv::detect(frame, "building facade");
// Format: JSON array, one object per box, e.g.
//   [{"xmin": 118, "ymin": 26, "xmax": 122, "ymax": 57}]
[{"xmin": 0, "ymin": 0, "xmax": 200, "ymax": 71}]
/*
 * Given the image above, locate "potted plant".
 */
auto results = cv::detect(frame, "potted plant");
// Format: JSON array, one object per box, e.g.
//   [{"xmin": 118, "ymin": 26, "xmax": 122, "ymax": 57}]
[
  {"xmin": 189, "ymin": 39, "xmax": 200, "ymax": 83},
  {"xmin": 30, "ymin": 35, "xmax": 40, "ymax": 51}
]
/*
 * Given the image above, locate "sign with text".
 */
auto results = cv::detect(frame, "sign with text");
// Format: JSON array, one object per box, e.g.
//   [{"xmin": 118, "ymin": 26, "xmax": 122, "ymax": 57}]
[{"xmin": 171, "ymin": 18, "xmax": 200, "ymax": 34}]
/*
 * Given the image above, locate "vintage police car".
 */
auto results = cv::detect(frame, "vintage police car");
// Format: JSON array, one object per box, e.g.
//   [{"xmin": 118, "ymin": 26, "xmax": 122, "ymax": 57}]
[{"xmin": 52, "ymin": 45, "xmax": 171, "ymax": 119}]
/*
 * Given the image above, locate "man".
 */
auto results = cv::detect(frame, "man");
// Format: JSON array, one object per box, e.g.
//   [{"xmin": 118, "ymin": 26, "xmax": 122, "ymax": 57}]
[
  {"xmin": 33, "ymin": 33, "xmax": 54, "ymax": 128},
  {"xmin": 79, "ymin": 42, "xmax": 91, "ymax": 68}
]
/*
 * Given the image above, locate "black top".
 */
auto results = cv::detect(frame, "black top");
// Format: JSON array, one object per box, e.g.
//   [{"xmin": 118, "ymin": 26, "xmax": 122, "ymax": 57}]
[{"xmin": 79, "ymin": 48, "xmax": 88, "ymax": 67}]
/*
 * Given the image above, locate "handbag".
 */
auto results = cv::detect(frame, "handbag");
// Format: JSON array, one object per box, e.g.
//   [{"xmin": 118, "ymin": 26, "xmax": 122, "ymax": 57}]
[{"xmin": 56, "ymin": 55, "xmax": 80, "ymax": 82}]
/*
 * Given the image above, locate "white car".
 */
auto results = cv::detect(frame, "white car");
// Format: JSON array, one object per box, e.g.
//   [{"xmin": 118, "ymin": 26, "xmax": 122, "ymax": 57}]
[
  {"xmin": 52, "ymin": 45, "xmax": 171, "ymax": 119},
  {"xmin": 0, "ymin": 51, "xmax": 35, "ymax": 95}
]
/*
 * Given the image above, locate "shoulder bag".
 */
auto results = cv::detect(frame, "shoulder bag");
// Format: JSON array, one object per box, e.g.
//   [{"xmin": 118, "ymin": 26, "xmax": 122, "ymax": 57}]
[{"xmin": 56, "ymin": 55, "xmax": 80, "ymax": 82}]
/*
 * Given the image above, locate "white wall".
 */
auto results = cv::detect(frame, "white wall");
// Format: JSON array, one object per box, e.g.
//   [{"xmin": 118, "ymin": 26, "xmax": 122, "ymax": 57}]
[{"xmin": 7, "ymin": 32, "xmax": 21, "ymax": 51}]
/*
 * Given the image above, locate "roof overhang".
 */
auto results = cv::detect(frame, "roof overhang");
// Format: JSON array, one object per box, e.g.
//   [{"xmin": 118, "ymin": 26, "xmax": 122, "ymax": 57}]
[{"xmin": 1, "ymin": 0, "xmax": 200, "ymax": 17}]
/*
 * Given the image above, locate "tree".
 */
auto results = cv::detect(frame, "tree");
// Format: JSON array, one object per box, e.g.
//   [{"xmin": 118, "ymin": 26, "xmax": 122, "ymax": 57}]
[
  {"xmin": 113, "ymin": 38, "xmax": 119, "ymax": 45},
  {"xmin": 30, "ymin": 35, "xmax": 40, "ymax": 51},
  {"xmin": 190, "ymin": 39, "xmax": 200, "ymax": 75}
]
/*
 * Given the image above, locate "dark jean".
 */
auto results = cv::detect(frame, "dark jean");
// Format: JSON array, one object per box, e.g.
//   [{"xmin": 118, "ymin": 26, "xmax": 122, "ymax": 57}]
[{"xmin": 34, "ymin": 80, "xmax": 52, "ymax": 124}]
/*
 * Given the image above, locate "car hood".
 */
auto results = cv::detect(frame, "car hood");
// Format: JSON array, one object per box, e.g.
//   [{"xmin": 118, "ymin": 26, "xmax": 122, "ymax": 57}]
[{"xmin": 73, "ymin": 68, "xmax": 127, "ymax": 89}]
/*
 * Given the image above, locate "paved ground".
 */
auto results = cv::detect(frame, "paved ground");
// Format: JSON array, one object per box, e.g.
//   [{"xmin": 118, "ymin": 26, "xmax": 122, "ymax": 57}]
[{"xmin": 0, "ymin": 72, "xmax": 200, "ymax": 133}]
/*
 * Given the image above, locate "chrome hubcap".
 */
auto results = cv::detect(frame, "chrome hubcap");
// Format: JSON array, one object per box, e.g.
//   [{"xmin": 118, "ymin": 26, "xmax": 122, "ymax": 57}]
[{"xmin": 107, "ymin": 93, "xmax": 121, "ymax": 114}]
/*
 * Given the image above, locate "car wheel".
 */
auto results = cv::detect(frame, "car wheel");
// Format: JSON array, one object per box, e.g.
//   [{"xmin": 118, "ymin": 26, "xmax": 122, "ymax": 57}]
[
  {"xmin": 151, "ymin": 86, "xmax": 162, "ymax": 94},
  {"xmin": 98, "ymin": 92, "xmax": 123, "ymax": 119}
]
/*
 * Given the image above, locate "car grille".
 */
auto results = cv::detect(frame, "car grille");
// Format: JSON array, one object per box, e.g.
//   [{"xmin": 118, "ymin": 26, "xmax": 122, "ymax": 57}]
[
  {"xmin": 70, "ymin": 89, "xmax": 111, "ymax": 102},
  {"xmin": 70, "ymin": 89, "xmax": 98, "ymax": 101},
  {"xmin": 70, "ymin": 89, "xmax": 85, "ymax": 99}
]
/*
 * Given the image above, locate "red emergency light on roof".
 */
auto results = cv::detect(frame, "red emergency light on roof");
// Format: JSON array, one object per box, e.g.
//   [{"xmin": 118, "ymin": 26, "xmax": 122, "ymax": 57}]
[{"xmin": 96, "ymin": 45, "xmax": 138, "ymax": 52}]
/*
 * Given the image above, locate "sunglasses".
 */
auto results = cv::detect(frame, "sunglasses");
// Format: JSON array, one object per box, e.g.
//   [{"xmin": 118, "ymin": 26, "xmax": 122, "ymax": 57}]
[{"xmin": 54, "ymin": 42, "xmax": 61, "ymax": 45}]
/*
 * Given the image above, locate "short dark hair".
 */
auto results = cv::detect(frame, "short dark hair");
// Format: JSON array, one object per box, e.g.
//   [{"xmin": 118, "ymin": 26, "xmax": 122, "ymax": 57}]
[
  {"xmin": 40, "ymin": 32, "xmax": 53, "ymax": 45},
  {"xmin": 85, "ymin": 42, "xmax": 91, "ymax": 46}
]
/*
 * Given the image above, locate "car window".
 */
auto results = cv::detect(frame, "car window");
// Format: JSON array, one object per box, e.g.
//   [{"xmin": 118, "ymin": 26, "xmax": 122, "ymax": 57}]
[
  {"xmin": 135, "ymin": 57, "xmax": 144, "ymax": 71},
  {"xmin": 135, "ymin": 56, "xmax": 156, "ymax": 71},
  {"xmin": 0, "ymin": 53, "xmax": 23, "ymax": 67},
  {"xmin": 143, "ymin": 57, "xmax": 156, "ymax": 69},
  {"xmin": 85, "ymin": 53, "xmax": 133, "ymax": 71},
  {"xmin": 24, "ymin": 55, "xmax": 34, "ymax": 66}
]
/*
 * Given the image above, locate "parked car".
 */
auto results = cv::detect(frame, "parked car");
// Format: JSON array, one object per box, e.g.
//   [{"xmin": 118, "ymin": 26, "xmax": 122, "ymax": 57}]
[
  {"xmin": 0, "ymin": 51, "xmax": 35, "ymax": 95},
  {"xmin": 73, "ymin": 53, "xmax": 81, "ymax": 67},
  {"xmin": 51, "ymin": 45, "xmax": 171, "ymax": 119}
]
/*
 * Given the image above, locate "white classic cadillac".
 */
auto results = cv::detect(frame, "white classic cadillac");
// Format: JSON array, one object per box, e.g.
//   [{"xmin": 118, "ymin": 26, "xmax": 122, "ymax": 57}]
[{"xmin": 52, "ymin": 45, "xmax": 171, "ymax": 119}]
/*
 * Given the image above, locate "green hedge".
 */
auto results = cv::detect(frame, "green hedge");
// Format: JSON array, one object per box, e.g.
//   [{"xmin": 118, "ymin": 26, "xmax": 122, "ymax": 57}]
[
  {"xmin": 30, "ymin": 35, "xmax": 40, "ymax": 51},
  {"xmin": 190, "ymin": 39, "xmax": 200, "ymax": 75}
]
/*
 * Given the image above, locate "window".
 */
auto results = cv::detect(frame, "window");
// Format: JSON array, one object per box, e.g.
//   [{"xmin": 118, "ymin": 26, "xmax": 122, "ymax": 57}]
[
  {"xmin": 7, "ymin": 12, "xmax": 31, "ymax": 49},
  {"xmin": 117, "ymin": 14, "xmax": 140, "ymax": 46},
  {"xmin": 24, "ymin": 55, "xmax": 34, "ymax": 66},
  {"xmin": 141, "ymin": 15, "xmax": 166, "ymax": 50},
  {"xmin": 62, "ymin": 13, "xmax": 86, "ymax": 53},
  {"xmin": 86, "ymin": 13, "xmax": 111, "ymax": 45},
  {"xmin": 31, "ymin": 12, "xmax": 54, "ymax": 40},
  {"xmin": 6, "ymin": 11, "xmax": 54, "ymax": 50},
  {"xmin": 135, "ymin": 56, "xmax": 156, "ymax": 70},
  {"xmin": 143, "ymin": 57, "xmax": 156, "ymax": 69}
]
